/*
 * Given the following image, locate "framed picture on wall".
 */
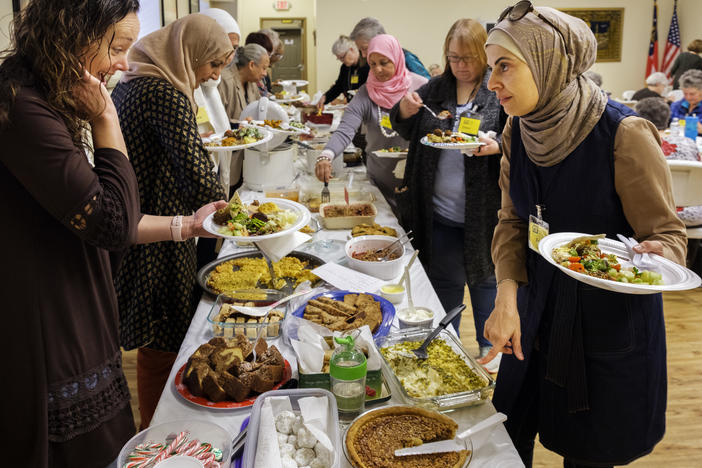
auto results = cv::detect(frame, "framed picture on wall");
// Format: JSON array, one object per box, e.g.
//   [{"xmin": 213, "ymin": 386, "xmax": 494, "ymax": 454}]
[
  {"xmin": 161, "ymin": 0, "xmax": 178, "ymax": 26},
  {"xmin": 560, "ymin": 8, "xmax": 624, "ymax": 62}
]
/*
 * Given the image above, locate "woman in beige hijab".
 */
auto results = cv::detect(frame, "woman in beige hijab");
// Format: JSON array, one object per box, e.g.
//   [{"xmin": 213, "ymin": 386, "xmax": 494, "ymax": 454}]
[
  {"xmin": 480, "ymin": 2, "xmax": 686, "ymax": 467},
  {"xmin": 111, "ymin": 13, "xmax": 233, "ymax": 428}
]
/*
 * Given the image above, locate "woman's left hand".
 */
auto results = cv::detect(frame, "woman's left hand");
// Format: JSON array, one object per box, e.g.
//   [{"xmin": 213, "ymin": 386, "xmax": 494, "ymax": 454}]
[
  {"xmin": 633, "ymin": 240, "xmax": 664, "ymax": 256},
  {"xmin": 473, "ymin": 136, "xmax": 500, "ymax": 156},
  {"xmin": 185, "ymin": 200, "xmax": 228, "ymax": 239}
]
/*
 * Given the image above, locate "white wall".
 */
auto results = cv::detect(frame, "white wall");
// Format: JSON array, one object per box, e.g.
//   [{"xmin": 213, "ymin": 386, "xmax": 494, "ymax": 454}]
[
  {"xmin": 315, "ymin": 0, "xmax": 702, "ymax": 98},
  {"xmin": 237, "ymin": 0, "xmax": 317, "ymax": 92},
  {"xmin": 0, "ymin": 1, "xmax": 15, "ymax": 53}
]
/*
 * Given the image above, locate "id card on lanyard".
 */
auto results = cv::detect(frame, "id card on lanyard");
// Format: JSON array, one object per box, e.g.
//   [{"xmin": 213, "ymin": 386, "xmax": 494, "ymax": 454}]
[
  {"xmin": 380, "ymin": 112, "xmax": 393, "ymax": 130},
  {"xmin": 350, "ymin": 73, "xmax": 359, "ymax": 84},
  {"xmin": 528, "ymin": 205, "xmax": 549, "ymax": 252},
  {"xmin": 457, "ymin": 108, "xmax": 481, "ymax": 136}
]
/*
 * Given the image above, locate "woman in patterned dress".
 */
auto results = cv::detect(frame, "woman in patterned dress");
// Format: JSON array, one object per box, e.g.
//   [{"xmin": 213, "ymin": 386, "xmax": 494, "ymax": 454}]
[{"xmin": 111, "ymin": 14, "xmax": 233, "ymax": 428}]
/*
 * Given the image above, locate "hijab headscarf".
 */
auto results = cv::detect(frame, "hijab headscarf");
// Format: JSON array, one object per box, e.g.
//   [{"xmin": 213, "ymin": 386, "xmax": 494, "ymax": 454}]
[
  {"xmin": 121, "ymin": 14, "xmax": 233, "ymax": 112},
  {"xmin": 486, "ymin": 6, "xmax": 608, "ymax": 167},
  {"xmin": 365, "ymin": 34, "xmax": 412, "ymax": 109},
  {"xmin": 200, "ymin": 8, "xmax": 241, "ymax": 38}
]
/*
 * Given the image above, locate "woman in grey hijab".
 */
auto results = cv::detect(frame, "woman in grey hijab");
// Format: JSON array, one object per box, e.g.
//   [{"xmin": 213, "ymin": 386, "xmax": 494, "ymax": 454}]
[{"xmin": 480, "ymin": 2, "xmax": 686, "ymax": 467}]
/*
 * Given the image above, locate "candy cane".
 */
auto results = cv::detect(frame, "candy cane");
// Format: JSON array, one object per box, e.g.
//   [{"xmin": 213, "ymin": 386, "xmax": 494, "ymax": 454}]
[{"xmin": 148, "ymin": 431, "xmax": 188, "ymax": 466}]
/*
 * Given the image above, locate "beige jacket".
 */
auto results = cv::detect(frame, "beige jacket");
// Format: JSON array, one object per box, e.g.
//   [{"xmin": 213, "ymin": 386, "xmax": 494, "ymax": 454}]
[
  {"xmin": 218, "ymin": 65, "xmax": 261, "ymax": 122},
  {"xmin": 217, "ymin": 65, "xmax": 261, "ymax": 187}
]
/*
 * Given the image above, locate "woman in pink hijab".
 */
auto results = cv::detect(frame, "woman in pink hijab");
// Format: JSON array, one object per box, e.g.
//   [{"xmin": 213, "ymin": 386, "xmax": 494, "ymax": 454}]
[{"xmin": 315, "ymin": 34, "xmax": 427, "ymax": 212}]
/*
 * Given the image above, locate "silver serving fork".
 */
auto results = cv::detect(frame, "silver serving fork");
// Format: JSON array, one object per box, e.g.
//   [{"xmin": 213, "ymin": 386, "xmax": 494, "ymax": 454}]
[{"xmin": 321, "ymin": 181, "xmax": 330, "ymax": 204}]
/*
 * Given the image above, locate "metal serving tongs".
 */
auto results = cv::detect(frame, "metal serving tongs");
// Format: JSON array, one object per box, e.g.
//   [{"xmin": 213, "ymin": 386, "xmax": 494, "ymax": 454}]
[{"xmin": 374, "ymin": 230, "xmax": 413, "ymax": 260}]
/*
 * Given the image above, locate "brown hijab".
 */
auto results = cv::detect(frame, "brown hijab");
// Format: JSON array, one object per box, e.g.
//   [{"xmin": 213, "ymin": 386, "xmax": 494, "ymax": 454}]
[
  {"xmin": 487, "ymin": 6, "xmax": 608, "ymax": 167},
  {"xmin": 121, "ymin": 14, "xmax": 233, "ymax": 112}
]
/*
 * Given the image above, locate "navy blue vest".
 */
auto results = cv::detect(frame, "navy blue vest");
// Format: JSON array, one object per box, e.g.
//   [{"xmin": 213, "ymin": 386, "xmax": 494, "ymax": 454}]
[{"xmin": 494, "ymin": 102, "xmax": 666, "ymax": 464}]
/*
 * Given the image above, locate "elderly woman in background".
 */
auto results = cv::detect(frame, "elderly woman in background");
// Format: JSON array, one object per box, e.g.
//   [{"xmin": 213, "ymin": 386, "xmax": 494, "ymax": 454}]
[
  {"xmin": 316, "ymin": 35, "xmax": 369, "ymax": 110},
  {"xmin": 671, "ymin": 39, "xmax": 702, "ymax": 89},
  {"xmin": 260, "ymin": 28, "xmax": 283, "ymax": 92},
  {"xmin": 315, "ymin": 34, "xmax": 427, "ymax": 210},
  {"xmin": 428, "ymin": 63, "xmax": 443, "ymax": 77},
  {"xmin": 480, "ymin": 3, "xmax": 685, "ymax": 466},
  {"xmin": 245, "ymin": 33, "xmax": 274, "ymax": 97},
  {"xmin": 632, "ymin": 71, "xmax": 668, "ymax": 101},
  {"xmin": 350, "ymin": 17, "xmax": 430, "ymax": 79},
  {"xmin": 219, "ymin": 44, "xmax": 268, "ymax": 122},
  {"xmin": 111, "ymin": 14, "xmax": 232, "ymax": 429},
  {"xmin": 217, "ymin": 44, "xmax": 268, "ymax": 189},
  {"xmin": 670, "ymin": 69, "xmax": 702, "ymax": 135},
  {"xmin": 0, "ymin": 1, "xmax": 225, "ymax": 464},
  {"xmin": 391, "ymin": 19, "xmax": 505, "ymax": 365}
]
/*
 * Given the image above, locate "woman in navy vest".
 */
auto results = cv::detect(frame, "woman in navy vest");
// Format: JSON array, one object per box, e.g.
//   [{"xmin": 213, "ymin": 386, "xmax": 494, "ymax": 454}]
[{"xmin": 479, "ymin": 2, "xmax": 687, "ymax": 467}]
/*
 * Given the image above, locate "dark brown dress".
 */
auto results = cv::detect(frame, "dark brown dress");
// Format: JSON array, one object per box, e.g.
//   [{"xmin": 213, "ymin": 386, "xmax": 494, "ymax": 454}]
[{"xmin": 0, "ymin": 87, "xmax": 141, "ymax": 467}]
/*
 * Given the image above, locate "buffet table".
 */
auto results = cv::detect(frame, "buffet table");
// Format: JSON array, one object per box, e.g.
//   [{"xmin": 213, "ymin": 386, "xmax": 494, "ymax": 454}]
[{"xmin": 150, "ymin": 159, "xmax": 523, "ymax": 467}]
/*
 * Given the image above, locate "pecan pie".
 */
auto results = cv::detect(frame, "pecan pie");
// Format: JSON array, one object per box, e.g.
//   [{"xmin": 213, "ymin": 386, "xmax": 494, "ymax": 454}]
[{"xmin": 345, "ymin": 406, "xmax": 470, "ymax": 468}]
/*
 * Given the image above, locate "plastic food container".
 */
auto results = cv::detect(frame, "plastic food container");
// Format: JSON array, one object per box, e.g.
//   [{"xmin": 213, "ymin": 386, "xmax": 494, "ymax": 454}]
[
  {"xmin": 118, "ymin": 419, "xmax": 232, "ymax": 468},
  {"xmin": 397, "ymin": 306, "xmax": 434, "ymax": 329},
  {"xmin": 318, "ymin": 202, "xmax": 377, "ymax": 229},
  {"xmin": 378, "ymin": 328, "xmax": 495, "ymax": 410},
  {"xmin": 207, "ymin": 294, "xmax": 285, "ymax": 340},
  {"xmin": 378, "ymin": 283, "xmax": 406, "ymax": 304},
  {"xmin": 242, "ymin": 388, "xmax": 341, "ymax": 468},
  {"xmin": 345, "ymin": 235, "xmax": 405, "ymax": 280}
]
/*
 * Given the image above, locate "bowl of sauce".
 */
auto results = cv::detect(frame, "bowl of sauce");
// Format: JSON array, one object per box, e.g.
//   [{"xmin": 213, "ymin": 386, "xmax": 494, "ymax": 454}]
[
  {"xmin": 397, "ymin": 307, "xmax": 434, "ymax": 329},
  {"xmin": 379, "ymin": 283, "xmax": 406, "ymax": 304}
]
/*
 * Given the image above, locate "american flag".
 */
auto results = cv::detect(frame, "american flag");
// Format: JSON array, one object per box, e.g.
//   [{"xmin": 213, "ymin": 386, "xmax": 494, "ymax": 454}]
[
  {"xmin": 646, "ymin": 0, "xmax": 659, "ymax": 76},
  {"xmin": 661, "ymin": 0, "xmax": 681, "ymax": 77}
]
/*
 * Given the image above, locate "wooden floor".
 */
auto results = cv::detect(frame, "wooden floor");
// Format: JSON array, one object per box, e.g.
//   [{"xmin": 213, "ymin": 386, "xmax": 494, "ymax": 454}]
[{"xmin": 122, "ymin": 288, "xmax": 702, "ymax": 467}]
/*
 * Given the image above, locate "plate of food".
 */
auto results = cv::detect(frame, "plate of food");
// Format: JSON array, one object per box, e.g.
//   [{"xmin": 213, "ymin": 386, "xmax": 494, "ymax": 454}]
[
  {"xmin": 373, "ymin": 146, "xmax": 408, "ymax": 158},
  {"xmin": 245, "ymin": 119, "xmax": 311, "ymax": 134},
  {"xmin": 420, "ymin": 129, "xmax": 483, "ymax": 150},
  {"xmin": 202, "ymin": 126, "xmax": 272, "ymax": 152},
  {"xmin": 277, "ymin": 79, "xmax": 308, "ymax": 88},
  {"xmin": 203, "ymin": 193, "xmax": 311, "ymax": 242},
  {"xmin": 540, "ymin": 232, "xmax": 701, "ymax": 294},
  {"xmin": 270, "ymin": 91, "xmax": 304, "ymax": 103},
  {"xmin": 291, "ymin": 290, "xmax": 395, "ymax": 344},
  {"xmin": 175, "ymin": 336, "xmax": 292, "ymax": 409},
  {"xmin": 197, "ymin": 250, "xmax": 325, "ymax": 298}
]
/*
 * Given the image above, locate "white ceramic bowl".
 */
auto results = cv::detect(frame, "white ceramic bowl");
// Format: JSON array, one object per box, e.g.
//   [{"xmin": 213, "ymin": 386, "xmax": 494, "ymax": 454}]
[
  {"xmin": 345, "ymin": 235, "xmax": 405, "ymax": 280},
  {"xmin": 378, "ymin": 283, "xmax": 406, "ymax": 304},
  {"xmin": 397, "ymin": 306, "xmax": 435, "ymax": 329}
]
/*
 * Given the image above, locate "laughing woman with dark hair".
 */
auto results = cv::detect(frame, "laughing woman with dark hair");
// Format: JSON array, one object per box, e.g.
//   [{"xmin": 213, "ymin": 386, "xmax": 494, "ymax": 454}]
[{"xmin": 0, "ymin": 2, "xmax": 225, "ymax": 466}]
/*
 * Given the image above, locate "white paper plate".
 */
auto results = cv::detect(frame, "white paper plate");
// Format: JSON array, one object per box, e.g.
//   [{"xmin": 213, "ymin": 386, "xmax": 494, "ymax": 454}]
[
  {"xmin": 373, "ymin": 149, "xmax": 408, "ymax": 159},
  {"xmin": 243, "ymin": 120, "xmax": 311, "ymax": 135},
  {"xmin": 203, "ymin": 197, "xmax": 311, "ymax": 242},
  {"xmin": 420, "ymin": 134, "xmax": 484, "ymax": 150},
  {"xmin": 202, "ymin": 128, "xmax": 273, "ymax": 152},
  {"xmin": 278, "ymin": 79, "xmax": 308, "ymax": 88},
  {"xmin": 270, "ymin": 94, "xmax": 304, "ymax": 103},
  {"xmin": 539, "ymin": 232, "xmax": 701, "ymax": 294},
  {"xmin": 324, "ymin": 103, "xmax": 347, "ymax": 111}
]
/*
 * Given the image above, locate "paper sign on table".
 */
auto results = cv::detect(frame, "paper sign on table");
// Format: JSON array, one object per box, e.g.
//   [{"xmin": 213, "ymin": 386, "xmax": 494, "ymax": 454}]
[
  {"xmin": 310, "ymin": 262, "xmax": 385, "ymax": 293},
  {"xmin": 254, "ymin": 231, "xmax": 311, "ymax": 263}
]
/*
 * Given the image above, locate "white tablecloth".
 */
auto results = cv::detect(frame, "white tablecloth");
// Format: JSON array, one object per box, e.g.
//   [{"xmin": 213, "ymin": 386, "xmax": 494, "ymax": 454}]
[{"xmin": 150, "ymin": 171, "xmax": 523, "ymax": 468}]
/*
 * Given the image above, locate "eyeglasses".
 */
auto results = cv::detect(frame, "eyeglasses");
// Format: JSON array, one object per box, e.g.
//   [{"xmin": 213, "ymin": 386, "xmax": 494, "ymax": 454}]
[
  {"xmin": 446, "ymin": 55, "xmax": 478, "ymax": 65},
  {"xmin": 498, "ymin": 0, "xmax": 569, "ymax": 56},
  {"xmin": 336, "ymin": 49, "xmax": 349, "ymax": 61}
]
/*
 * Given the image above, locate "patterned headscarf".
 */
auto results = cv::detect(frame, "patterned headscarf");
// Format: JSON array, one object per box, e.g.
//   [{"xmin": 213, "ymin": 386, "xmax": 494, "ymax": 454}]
[
  {"xmin": 487, "ymin": 7, "xmax": 608, "ymax": 167},
  {"xmin": 121, "ymin": 14, "xmax": 233, "ymax": 112},
  {"xmin": 365, "ymin": 34, "xmax": 412, "ymax": 109}
]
